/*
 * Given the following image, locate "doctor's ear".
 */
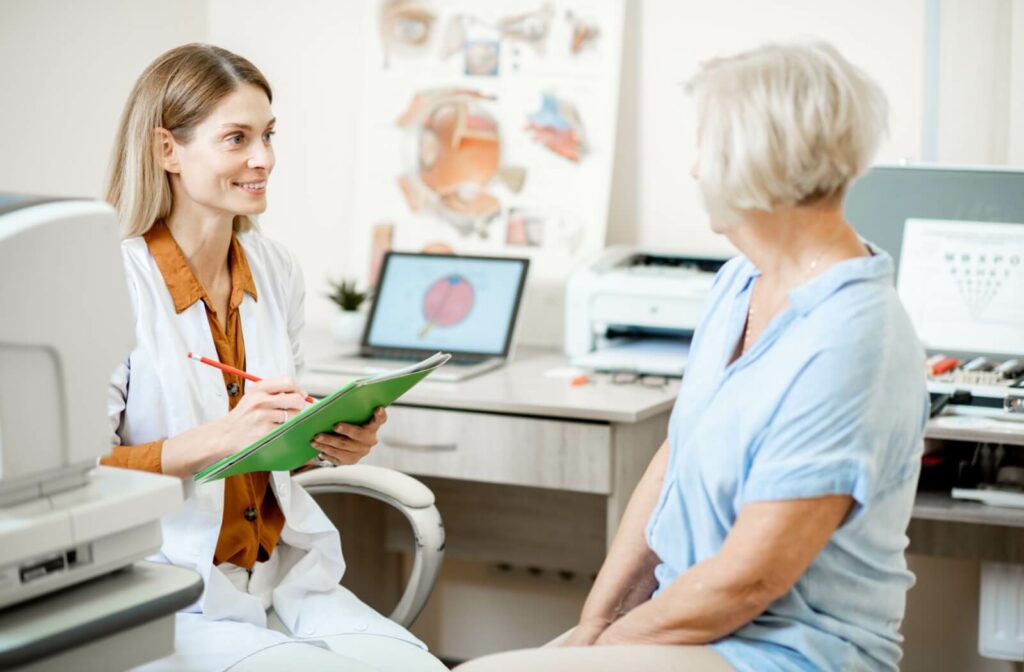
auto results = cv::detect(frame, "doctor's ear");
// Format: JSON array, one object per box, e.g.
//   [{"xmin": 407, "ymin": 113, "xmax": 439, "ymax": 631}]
[{"xmin": 154, "ymin": 128, "xmax": 181, "ymax": 174}]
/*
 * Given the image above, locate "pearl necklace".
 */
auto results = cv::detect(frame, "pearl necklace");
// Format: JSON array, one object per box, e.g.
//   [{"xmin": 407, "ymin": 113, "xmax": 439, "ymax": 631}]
[{"xmin": 743, "ymin": 288, "xmax": 786, "ymax": 353}]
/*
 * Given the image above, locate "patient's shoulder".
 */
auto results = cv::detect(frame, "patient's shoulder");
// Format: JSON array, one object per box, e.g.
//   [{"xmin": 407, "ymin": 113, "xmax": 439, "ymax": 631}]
[{"xmin": 712, "ymin": 255, "xmax": 751, "ymax": 289}]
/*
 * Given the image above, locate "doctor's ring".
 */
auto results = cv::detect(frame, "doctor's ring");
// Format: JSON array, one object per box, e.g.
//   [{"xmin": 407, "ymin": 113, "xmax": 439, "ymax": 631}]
[{"xmin": 315, "ymin": 453, "xmax": 337, "ymax": 467}]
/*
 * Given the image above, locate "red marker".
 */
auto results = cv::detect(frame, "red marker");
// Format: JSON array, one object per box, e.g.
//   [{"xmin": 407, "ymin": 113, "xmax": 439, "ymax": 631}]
[
  {"xmin": 187, "ymin": 352, "xmax": 315, "ymax": 403},
  {"xmin": 930, "ymin": 357, "xmax": 961, "ymax": 376}
]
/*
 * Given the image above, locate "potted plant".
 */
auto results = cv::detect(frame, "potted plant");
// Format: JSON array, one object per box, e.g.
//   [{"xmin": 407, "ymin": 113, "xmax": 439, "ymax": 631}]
[{"xmin": 327, "ymin": 278, "xmax": 369, "ymax": 343}]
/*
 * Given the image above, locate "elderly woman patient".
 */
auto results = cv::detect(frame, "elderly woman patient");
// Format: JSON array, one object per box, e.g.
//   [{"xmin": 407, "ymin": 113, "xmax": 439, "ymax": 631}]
[{"xmin": 457, "ymin": 41, "xmax": 929, "ymax": 672}]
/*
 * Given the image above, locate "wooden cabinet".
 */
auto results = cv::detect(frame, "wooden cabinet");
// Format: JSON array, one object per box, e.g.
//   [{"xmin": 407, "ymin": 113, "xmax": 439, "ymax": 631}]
[{"xmin": 366, "ymin": 406, "xmax": 613, "ymax": 494}]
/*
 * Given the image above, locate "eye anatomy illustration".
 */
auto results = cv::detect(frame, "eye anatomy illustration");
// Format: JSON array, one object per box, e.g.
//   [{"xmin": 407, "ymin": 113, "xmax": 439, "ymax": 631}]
[
  {"xmin": 496, "ymin": 4, "xmax": 554, "ymax": 54},
  {"xmin": 566, "ymin": 10, "xmax": 600, "ymax": 54},
  {"xmin": 526, "ymin": 92, "xmax": 589, "ymax": 163},
  {"xmin": 396, "ymin": 88, "xmax": 526, "ymax": 237},
  {"xmin": 354, "ymin": 0, "xmax": 624, "ymax": 289},
  {"xmin": 379, "ymin": 0, "xmax": 437, "ymax": 66}
]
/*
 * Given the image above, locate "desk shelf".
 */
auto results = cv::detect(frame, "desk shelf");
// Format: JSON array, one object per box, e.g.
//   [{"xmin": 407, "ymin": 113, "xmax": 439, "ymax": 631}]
[
  {"xmin": 926, "ymin": 417, "xmax": 1024, "ymax": 447},
  {"xmin": 913, "ymin": 490, "xmax": 1024, "ymax": 529}
]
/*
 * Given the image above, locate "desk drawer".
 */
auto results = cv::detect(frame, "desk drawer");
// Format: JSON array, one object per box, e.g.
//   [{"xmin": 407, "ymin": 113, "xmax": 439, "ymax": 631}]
[{"xmin": 367, "ymin": 406, "xmax": 612, "ymax": 494}]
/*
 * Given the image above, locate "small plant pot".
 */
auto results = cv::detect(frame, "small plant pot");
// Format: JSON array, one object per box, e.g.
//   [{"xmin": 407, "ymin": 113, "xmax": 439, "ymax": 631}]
[{"xmin": 332, "ymin": 310, "xmax": 366, "ymax": 344}]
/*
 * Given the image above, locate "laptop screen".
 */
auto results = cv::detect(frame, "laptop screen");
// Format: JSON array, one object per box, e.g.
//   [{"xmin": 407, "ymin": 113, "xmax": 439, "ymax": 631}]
[{"xmin": 364, "ymin": 252, "xmax": 529, "ymax": 357}]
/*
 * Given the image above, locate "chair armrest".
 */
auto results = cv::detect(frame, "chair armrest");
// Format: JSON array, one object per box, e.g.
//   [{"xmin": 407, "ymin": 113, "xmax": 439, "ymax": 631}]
[
  {"xmin": 294, "ymin": 464, "xmax": 435, "ymax": 509},
  {"xmin": 293, "ymin": 465, "xmax": 445, "ymax": 628}
]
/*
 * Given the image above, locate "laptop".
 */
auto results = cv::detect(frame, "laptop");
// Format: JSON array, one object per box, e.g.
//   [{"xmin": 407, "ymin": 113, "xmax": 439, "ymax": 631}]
[{"xmin": 311, "ymin": 252, "xmax": 530, "ymax": 382}]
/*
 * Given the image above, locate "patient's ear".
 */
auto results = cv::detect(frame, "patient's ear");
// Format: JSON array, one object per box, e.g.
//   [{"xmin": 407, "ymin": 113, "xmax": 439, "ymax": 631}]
[{"xmin": 154, "ymin": 128, "xmax": 180, "ymax": 174}]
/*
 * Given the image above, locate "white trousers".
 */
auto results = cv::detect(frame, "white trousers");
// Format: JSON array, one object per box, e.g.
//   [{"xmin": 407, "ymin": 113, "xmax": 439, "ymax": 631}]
[
  {"xmin": 220, "ymin": 561, "xmax": 446, "ymax": 672},
  {"xmin": 228, "ymin": 630, "xmax": 447, "ymax": 672}
]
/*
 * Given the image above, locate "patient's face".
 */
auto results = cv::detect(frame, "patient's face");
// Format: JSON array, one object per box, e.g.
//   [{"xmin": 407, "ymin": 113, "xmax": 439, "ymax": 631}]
[
  {"xmin": 168, "ymin": 84, "xmax": 276, "ymax": 219},
  {"xmin": 692, "ymin": 144, "xmax": 746, "ymax": 234}
]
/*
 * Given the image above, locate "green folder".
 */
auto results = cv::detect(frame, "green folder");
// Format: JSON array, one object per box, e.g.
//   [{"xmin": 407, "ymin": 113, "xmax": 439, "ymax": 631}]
[{"xmin": 193, "ymin": 352, "xmax": 451, "ymax": 484}]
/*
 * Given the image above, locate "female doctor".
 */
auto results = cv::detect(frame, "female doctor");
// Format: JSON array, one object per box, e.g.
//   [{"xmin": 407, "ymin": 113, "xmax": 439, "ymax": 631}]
[{"xmin": 100, "ymin": 43, "xmax": 446, "ymax": 672}]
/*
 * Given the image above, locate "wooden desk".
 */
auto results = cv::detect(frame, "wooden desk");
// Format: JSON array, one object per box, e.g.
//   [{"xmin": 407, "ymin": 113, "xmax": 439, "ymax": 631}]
[{"xmin": 302, "ymin": 343, "xmax": 678, "ymax": 586}]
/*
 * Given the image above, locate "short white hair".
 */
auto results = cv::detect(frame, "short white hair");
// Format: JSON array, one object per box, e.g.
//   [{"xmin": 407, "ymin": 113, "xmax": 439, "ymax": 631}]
[{"xmin": 688, "ymin": 41, "xmax": 888, "ymax": 215}]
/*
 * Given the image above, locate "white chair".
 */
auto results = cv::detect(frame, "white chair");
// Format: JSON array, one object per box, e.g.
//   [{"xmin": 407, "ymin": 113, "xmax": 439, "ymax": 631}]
[{"xmin": 293, "ymin": 465, "xmax": 445, "ymax": 627}]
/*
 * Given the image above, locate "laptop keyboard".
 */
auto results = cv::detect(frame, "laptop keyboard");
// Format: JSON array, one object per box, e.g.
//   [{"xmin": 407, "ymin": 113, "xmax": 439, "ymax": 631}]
[{"xmin": 367, "ymin": 349, "xmax": 488, "ymax": 366}]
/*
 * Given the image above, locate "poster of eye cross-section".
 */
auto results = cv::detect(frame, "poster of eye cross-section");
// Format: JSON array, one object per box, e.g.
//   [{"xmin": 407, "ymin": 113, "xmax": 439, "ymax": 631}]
[{"xmin": 347, "ymin": 0, "xmax": 625, "ymax": 304}]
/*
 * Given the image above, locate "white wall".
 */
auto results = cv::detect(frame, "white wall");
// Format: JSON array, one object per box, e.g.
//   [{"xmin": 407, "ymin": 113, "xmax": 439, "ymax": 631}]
[
  {"xmin": 0, "ymin": 0, "xmax": 206, "ymax": 198},
  {"xmin": 631, "ymin": 0, "xmax": 926, "ymax": 259},
  {"xmin": 1011, "ymin": 1, "xmax": 1024, "ymax": 165},
  {"xmin": 936, "ymin": 0, "xmax": 1013, "ymax": 165},
  {"xmin": 206, "ymin": 0, "xmax": 369, "ymax": 337}
]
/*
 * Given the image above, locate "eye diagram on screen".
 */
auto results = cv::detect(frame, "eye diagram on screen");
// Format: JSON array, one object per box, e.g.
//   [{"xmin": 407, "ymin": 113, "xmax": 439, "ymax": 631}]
[{"xmin": 419, "ymin": 273, "xmax": 476, "ymax": 337}]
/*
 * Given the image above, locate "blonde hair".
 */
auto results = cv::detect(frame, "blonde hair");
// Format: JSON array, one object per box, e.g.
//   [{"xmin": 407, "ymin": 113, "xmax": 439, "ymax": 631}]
[
  {"xmin": 105, "ymin": 43, "xmax": 273, "ymax": 238},
  {"xmin": 688, "ymin": 41, "xmax": 888, "ymax": 216}
]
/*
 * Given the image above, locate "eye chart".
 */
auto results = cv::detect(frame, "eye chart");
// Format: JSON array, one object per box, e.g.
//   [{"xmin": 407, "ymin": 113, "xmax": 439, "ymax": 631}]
[{"xmin": 897, "ymin": 218, "xmax": 1024, "ymax": 355}]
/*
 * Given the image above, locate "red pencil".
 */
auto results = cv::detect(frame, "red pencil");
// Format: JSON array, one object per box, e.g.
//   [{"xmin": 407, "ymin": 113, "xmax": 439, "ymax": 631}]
[{"xmin": 187, "ymin": 352, "xmax": 315, "ymax": 403}]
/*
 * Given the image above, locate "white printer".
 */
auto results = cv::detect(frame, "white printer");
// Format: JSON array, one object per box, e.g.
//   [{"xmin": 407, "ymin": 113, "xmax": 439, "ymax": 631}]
[
  {"xmin": 565, "ymin": 246, "xmax": 725, "ymax": 376},
  {"xmin": 0, "ymin": 195, "xmax": 183, "ymax": 610}
]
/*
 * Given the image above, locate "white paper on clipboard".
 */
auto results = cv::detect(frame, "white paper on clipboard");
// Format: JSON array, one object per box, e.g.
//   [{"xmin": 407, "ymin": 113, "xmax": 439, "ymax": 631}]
[{"xmin": 896, "ymin": 218, "xmax": 1024, "ymax": 355}]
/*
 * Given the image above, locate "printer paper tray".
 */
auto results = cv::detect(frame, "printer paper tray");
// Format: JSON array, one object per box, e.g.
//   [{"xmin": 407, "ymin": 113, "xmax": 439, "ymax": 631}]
[{"xmin": 572, "ymin": 339, "xmax": 689, "ymax": 377}]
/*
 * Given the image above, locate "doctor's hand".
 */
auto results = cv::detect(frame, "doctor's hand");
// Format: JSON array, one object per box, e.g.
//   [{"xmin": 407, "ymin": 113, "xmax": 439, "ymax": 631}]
[
  {"xmin": 162, "ymin": 377, "xmax": 309, "ymax": 479},
  {"xmin": 220, "ymin": 376, "xmax": 309, "ymax": 444},
  {"xmin": 311, "ymin": 407, "xmax": 387, "ymax": 466}
]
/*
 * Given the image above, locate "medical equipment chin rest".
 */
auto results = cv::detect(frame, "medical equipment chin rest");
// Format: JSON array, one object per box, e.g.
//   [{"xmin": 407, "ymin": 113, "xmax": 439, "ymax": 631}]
[{"xmin": 293, "ymin": 465, "xmax": 444, "ymax": 628}]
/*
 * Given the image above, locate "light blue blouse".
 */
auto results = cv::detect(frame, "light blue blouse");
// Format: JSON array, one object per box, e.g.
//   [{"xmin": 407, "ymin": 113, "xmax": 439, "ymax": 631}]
[{"xmin": 645, "ymin": 246, "xmax": 930, "ymax": 672}]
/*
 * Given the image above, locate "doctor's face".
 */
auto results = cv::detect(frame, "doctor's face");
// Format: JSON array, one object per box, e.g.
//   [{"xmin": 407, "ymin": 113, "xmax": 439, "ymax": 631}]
[{"xmin": 165, "ymin": 84, "xmax": 276, "ymax": 219}]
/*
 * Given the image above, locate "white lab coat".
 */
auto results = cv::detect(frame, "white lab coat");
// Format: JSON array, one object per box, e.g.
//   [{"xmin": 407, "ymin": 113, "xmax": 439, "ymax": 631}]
[{"xmin": 107, "ymin": 230, "xmax": 422, "ymax": 671}]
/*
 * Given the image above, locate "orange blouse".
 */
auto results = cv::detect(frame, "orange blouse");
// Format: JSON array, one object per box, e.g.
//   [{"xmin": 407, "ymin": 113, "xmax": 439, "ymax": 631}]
[{"xmin": 100, "ymin": 221, "xmax": 285, "ymax": 569}]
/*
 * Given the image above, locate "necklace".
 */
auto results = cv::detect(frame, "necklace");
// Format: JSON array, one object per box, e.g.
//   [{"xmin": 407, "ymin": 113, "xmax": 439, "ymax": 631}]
[
  {"xmin": 804, "ymin": 228, "xmax": 848, "ymax": 277},
  {"xmin": 743, "ymin": 284, "xmax": 787, "ymax": 353},
  {"xmin": 742, "ymin": 229, "xmax": 849, "ymax": 353}
]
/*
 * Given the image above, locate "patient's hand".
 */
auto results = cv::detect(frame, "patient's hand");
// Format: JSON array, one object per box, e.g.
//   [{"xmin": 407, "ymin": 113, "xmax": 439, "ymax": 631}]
[
  {"xmin": 311, "ymin": 407, "xmax": 387, "ymax": 466},
  {"xmin": 560, "ymin": 620, "xmax": 610, "ymax": 647}
]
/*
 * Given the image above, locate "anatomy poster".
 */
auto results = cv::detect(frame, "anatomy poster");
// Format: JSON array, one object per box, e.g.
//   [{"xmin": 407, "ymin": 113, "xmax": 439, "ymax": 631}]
[{"xmin": 348, "ymin": 0, "xmax": 625, "ymax": 288}]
